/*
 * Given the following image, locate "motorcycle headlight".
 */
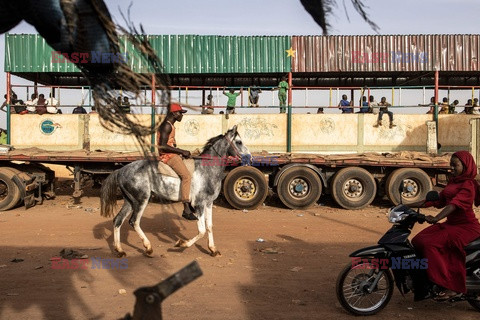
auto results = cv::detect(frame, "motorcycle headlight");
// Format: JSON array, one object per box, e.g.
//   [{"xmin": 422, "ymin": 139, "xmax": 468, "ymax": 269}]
[{"xmin": 388, "ymin": 205, "xmax": 408, "ymax": 223}]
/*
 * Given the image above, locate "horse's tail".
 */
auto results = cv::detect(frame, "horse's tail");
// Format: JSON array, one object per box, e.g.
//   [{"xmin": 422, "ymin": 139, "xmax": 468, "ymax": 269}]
[{"xmin": 100, "ymin": 170, "xmax": 119, "ymax": 218}]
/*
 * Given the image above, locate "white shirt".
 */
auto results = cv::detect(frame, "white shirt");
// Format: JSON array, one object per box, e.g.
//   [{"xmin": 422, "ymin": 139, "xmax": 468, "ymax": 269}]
[
  {"xmin": 46, "ymin": 97, "xmax": 59, "ymax": 114},
  {"xmin": 25, "ymin": 99, "xmax": 36, "ymax": 112}
]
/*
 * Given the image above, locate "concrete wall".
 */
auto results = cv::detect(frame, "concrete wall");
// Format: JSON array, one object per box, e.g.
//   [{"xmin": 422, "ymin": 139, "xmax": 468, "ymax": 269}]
[
  {"xmin": 9, "ymin": 113, "xmax": 479, "ymax": 154},
  {"xmin": 11, "ymin": 114, "xmax": 85, "ymax": 150},
  {"xmin": 89, "ymin": 114, "xmax": 153, "ymax": 151}
]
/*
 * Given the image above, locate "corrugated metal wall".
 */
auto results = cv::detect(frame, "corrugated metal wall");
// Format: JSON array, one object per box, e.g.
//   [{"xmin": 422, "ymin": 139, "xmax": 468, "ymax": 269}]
[
  {"xmin": 5, "ymin": 34, "xmax": 291, "ymax": 74},
  {"xmin": 291, "ymin": 34, "xmax": 480, "ymax": 72},
  {"xmin": 5, "ymin": 34, "xmax": 81, "ymax": 73},
  {"xmin": 6, "ymin": 34, "xmax": 480, "ymax": 74},
  {"xmin": 138, "ymin": 35, "xmax": 291, "ymax": 74}
]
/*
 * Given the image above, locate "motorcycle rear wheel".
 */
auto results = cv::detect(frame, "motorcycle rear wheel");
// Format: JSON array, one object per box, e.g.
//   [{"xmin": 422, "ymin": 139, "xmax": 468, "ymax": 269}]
[{"xmin": 336, "ymin": 259, "xmax": 394, "ymax": 316}]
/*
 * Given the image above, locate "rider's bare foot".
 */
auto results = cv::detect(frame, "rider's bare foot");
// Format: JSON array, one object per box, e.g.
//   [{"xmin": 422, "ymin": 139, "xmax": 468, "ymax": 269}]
[{"xmin": 434, "ymin": 289, "xmax": 462, "ymax": 301}]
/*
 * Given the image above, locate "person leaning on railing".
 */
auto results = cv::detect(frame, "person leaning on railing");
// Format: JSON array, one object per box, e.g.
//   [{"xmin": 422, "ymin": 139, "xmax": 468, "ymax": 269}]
[
  {"xmin": 449, "ymin": 100, "xmax": 459, "ymax": 114},
  {"xmin": 459, "ymin": 99, "xmax": 474, "ymax": 114},
  {"xmin": 338, "ymin": 94, "xmax": 353, "ymax": 113},
  {"xmin": 419, "ymin": 96, "xmax": 436, "ymax": 114}
]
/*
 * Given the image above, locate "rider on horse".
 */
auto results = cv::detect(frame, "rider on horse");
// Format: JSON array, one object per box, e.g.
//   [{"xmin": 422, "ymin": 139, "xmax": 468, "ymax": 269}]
[{"xmin": 157, "ymin": 102, "xmax": 198, "ymax": 221}]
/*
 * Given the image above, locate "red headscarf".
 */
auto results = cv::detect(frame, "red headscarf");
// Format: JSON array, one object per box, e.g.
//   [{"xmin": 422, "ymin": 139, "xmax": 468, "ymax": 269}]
[{"xmin": 451, "ymin": 150, "xmax": 480, "ymax": 206}]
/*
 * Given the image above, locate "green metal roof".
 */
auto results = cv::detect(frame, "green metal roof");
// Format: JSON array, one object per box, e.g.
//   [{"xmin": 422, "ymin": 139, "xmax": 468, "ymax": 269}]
[{"xmin": 5, "ymin": 34, "xmax": 292, "ymax": 74}]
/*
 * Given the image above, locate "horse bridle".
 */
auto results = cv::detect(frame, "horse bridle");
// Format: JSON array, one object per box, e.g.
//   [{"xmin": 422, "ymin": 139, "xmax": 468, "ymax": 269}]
[{"xmin": 211, "ymin": 133, "xmax": 242, "ymax": 159}]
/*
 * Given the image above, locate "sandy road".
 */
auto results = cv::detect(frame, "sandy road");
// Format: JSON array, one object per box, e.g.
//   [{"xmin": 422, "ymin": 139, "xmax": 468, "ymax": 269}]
[{"xmin": 0, "ymin": 188, "xmax": 479, "ymax": 320}]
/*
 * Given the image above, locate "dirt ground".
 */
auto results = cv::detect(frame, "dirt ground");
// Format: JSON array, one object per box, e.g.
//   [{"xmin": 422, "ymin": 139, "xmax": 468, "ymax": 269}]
[{"xmin": 1, "ymin": 181, "xmax": 480, "ymax": 320}]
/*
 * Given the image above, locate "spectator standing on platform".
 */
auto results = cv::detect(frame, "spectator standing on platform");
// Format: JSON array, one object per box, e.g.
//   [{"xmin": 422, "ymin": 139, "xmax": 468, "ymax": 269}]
[
  {"xmin": 12, "ymin": 93, "xmax": 26, "ymax": 114},
  {"xmin": 0, "ymin": 94, "xmax": 7, "ymax": 113},
  {"xmin": 460, "ymin": 99, "xmax": 474, "ymax": 114},
  {"xmin": 249, "ymin": 86, "xmax": 262, "ymax": 107},
  {"xmin": 25, "ymin": 93, "xmax": 37, "ymax": 114},
  {"xmin": 439, "ymin": 97, "xmax": 449, "ymax": 114},
  {"xmin": 0, "ymin": 128, "xmax": 7, "ymax": 144},
  {"xmin": 374, "ymin": 96, "xmax": 396, "ymax": 128},
  {"xmin": 369, "ymin": 95, "xmax": 378, "ymax": 114},
  {"xmin": 449, "ymin": 100, "xmax": 459, "ymax": 114},
  {"xmin": 33, "ymin": 94, "xmax": 47, "ymax": 115},
  {"xmin": 223, "ymin": 87, "xmax": 240, "ymax": 115},
  {"xmin": 89, "ymin": 106, "xmax": 98, "ymax": 114},
  {"xmin": 0, "ymin": 91, "xmax": 18, "ymax": 113},
  {"xmin": 473, "ymin": 98, "xmax": 480, "ymax": 114},
  {"xmin": 202, "ymin": 94, "xmax": 214, "ymax": 114},
  {"xmin": 419, "ymin": 96, "xmax": 436, "ymax": 114},
  {"xmin": 46, "ymin": 93, "xmax": 61, "ymax": 114},
  {"xmin": 72, "ymin": 105, "xmax": 87, "ymax": 114},
  {"xmin": 276, "ymin": 77, "xmax": 289, "ymax": 113},
  {"xmin": 121, "ymin": 96, "xmax": 131, "ymax": 113},
  {"xmin": 338, "ymin": 94, "xmax": 353, "ymax": 113},
  {"xmin": 358, "ymin": 96, "xmax": 369, "ymax": 113}
]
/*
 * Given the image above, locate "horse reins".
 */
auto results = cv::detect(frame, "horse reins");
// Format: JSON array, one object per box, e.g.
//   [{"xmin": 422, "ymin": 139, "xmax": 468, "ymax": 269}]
[{"xmin": 209, "ymin": 133, "xmax": 242, "ymax": 160}]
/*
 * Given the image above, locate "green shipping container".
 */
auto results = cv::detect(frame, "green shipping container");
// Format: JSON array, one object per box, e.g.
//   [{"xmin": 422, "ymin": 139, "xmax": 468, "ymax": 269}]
[{"xmin": 5, "ymin": 34, "xmax": 292, "ymax": 74}]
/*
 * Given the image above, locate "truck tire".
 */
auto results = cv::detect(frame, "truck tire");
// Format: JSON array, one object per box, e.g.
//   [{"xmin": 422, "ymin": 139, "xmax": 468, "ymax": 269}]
[
  {"xmin": 223, "ymin": 166, "xmax": 268, "ymax": 210},
  {"xmin": 277, "ymin": 166, "xmax": 322, "ymax": 209},
  {"xmin": 331, "ymin": 167, "xmax": 376, "ymax": 210},
  {"xmin": 385, "ymin": 168, "xmax": 432, "ymax": 205},
  {"xmin": 0, "ymin": 168, "xmax": 22, "ymax": 211}
]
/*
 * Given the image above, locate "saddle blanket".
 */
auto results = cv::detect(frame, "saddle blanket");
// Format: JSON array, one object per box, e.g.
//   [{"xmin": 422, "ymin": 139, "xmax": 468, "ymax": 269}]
[{"xmin": 157, "ymin": 159, "xmax": 195, "ymax": 178}]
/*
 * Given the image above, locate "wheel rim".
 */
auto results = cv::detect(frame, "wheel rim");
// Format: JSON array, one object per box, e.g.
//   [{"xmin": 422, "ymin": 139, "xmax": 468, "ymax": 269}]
[
  {"xmin": 233, "ymin": 177, "xmax": 257, "ymax": 200},
  {"xmin": 0, "ymin": 180, "xmax": 9, "ymax": 201},
  {"xmin": 402, "ymin": 178, "xmax": 419, "ymax": 199},
  {"xmin": 342, "ymin": 179, "xmax": 364, "ymax": 199},
  {"xmin": 341, "ymin": 263, "xmax": 390, "ymax": 313},
  {"xmin": 288, "ymin": 177, "xmax": 309, "ymax": 199}
]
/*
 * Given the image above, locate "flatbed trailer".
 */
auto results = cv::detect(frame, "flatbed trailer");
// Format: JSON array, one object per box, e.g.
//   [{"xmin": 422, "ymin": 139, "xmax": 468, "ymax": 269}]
[
  {"xmin": 0, "ymin": 147, "xmax": 452, "ymax": 211},
  {"xmin": 222, "ymin": 151, "xmax": 451, "ymax": 210}
]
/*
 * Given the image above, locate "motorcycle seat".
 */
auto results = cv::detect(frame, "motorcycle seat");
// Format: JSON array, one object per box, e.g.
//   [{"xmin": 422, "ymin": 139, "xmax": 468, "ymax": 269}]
[{"xmin": 465, "ymin": 237, "xmax": 480, "ymax": 251}]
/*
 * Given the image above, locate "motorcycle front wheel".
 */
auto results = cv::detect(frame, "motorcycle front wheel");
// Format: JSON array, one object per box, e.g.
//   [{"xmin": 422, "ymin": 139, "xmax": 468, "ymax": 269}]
[
  {"xmin": 336, "ymin": 259, "xmax": 394, "ymax": 316},
  {"xmin": 468, "ymin": 299, "xmax": 480, "ymax": 312}
]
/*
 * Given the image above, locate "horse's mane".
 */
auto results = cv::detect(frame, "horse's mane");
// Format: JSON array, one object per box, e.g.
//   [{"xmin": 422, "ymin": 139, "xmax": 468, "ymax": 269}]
[
  {"xmin": 201, "ymin": 134, "xmax": 224, "ymax": 154},
  {"xmin": 200, "ymin": 130, "xmax": 236, "ymax": 154}
]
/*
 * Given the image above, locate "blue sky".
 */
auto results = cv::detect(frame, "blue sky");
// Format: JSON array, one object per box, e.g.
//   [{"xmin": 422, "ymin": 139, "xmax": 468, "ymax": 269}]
[{"xmin": 1, "ymin": 0, "xmax": 479, "ymax": 122}]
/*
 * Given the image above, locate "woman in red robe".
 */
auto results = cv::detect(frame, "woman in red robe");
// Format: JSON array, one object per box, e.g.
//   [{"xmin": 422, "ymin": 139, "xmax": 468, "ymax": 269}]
[{"xmin": 412, "ymin": 150, "xmax": 480, "ymax": 300}]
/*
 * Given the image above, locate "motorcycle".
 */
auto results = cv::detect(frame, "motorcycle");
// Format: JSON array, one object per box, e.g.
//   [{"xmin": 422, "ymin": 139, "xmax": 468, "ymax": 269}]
[{"xmin": 336, "ymin": 189, "xmax": 480, "ymax": 316}]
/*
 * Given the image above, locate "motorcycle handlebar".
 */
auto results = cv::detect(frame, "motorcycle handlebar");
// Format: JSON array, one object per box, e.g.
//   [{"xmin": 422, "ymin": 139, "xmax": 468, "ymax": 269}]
[{"xmin": 415, "ymin": 213, "xmax": 426, "ymax": 224}]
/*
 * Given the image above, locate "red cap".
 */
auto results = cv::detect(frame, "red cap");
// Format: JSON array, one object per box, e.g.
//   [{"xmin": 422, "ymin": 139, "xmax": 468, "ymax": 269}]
[{"xmin": 170, "ymin": 103, "xmax": 187, "ymax": 113}]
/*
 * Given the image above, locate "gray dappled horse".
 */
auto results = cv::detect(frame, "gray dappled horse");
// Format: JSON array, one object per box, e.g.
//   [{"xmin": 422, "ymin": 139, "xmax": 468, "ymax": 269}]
[{"xmin": 100, "ymin": 126, "xmax": 250, "ymax": 257}]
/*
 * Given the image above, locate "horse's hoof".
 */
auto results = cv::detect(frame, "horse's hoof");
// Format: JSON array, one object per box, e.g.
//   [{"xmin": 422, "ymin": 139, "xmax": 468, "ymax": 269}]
[
  {"xmin": 145, "ymin": 248, "xmax": 153, "ymax": 256},
  {"xmin": 143, "ymin": 251, "xmax": 154, "ymax": 258},
  {"xmin": 115, "ymin": 250, "xmax": 126, "ymax": 258},
  {"xmin": 175, "ymin": 239, "xmax": 187, "ymax": 247},
  {"xmin": 210, "ymin": 251, "xmax": 221, "ymax": 257}
]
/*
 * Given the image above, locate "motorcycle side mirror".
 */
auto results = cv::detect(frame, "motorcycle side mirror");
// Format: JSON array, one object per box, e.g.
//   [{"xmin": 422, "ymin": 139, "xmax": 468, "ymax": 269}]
[{"xmin": 425, "ymin": 190, "xmax": 440, "ymax": 202}]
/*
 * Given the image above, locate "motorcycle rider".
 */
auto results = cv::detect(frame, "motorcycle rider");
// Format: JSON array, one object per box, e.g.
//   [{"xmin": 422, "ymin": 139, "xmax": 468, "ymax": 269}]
[{"xmin": 410, "ymin": 151, "xmax": 480, "ymax": 301}]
